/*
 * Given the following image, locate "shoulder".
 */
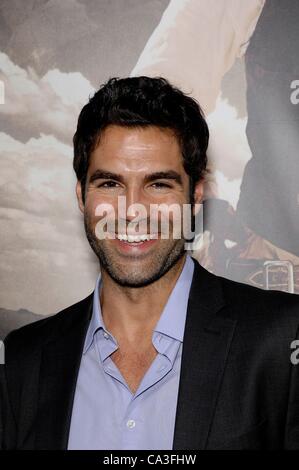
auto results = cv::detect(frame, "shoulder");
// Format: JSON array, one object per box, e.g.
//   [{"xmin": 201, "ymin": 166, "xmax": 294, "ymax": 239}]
[
  {"xmin": 4, "ymin": 293, "xmax": 93, "ymax": 363},
  {"xmin": 217, "ymin": 273, "xmax": 299, "ymax": 342},
  {"xmin": 192, "ymin": 259, "xmax": 299, "ymax": 332},
  {"xmin": 219, "ymin": 274, "xmax": 299, "ymax": 316}
]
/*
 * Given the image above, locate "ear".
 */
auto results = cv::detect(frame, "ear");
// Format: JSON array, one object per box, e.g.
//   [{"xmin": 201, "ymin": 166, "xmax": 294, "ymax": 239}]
[
  {"xmin": 193, "ymin": 179, "xmax": 204, "ymax": 213},
  {"xmin": 76, "ymin": 180, "xmax": 85, "ymax": 214}
]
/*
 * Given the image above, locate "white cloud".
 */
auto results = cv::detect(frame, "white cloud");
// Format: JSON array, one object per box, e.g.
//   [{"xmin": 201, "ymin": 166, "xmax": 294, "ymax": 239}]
[
  {"xmin": 0, "ymin": 52, "xmax": 99, "ymax": 314},
  {"xmin": 0, "ymin": 131, "xmax": 98, "ymax": 314},
  {"xmin": 0, "ymin": 51, "xmax": 95, "ymax": 142},
  {"xmin": 42, "ymin": 69, "xmax": 94, "ymax": 107}
]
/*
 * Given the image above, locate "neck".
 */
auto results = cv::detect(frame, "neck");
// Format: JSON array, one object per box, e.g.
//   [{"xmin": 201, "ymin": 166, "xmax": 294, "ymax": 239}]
[{"xmin": 99, "ymin": 255, "xmax": 187, "ymax": 341}]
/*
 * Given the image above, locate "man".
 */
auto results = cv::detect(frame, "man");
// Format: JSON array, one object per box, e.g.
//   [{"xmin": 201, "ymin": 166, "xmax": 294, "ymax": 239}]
[{"xmin": 1, "ymin": 77, "xmax": 299, "ymax": 450}]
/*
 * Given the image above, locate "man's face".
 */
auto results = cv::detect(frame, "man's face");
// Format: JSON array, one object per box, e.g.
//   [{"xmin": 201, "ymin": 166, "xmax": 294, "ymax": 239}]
[{"xmin": 76, "ymin": 125, "xmax": 203, "ymax": 287}]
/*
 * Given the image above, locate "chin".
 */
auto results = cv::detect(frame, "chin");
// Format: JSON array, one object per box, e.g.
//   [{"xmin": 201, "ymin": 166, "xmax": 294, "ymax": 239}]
[{"xmin": 108, "ymin": 269, "xmax": 162, "ymax": 288}]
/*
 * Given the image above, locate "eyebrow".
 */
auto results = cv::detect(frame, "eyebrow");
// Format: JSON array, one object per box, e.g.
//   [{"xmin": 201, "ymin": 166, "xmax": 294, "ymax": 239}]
[
  {"xmin": 88, "ymin": 170, "xmax": 183, "ymax": 185},
  {"xmin": 89, "ymin": 170, "xmax": 125, "ymax": 185}
]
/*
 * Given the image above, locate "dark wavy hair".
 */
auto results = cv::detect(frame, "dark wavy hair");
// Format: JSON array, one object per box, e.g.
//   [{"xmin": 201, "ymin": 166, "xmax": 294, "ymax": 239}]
[{"xmin": 73, "ymin": 76, "xmax": 209, "ymax": 202}]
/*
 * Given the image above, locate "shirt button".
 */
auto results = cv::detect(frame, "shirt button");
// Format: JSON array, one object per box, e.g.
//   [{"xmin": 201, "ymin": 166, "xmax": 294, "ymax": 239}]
[
  {"xmin": 126, "ymin": 419, "xmax": 136, "ymax": 429},
  {"xmin": 103, "ymin": 332, "xmax": 109, "ymax": 339}
]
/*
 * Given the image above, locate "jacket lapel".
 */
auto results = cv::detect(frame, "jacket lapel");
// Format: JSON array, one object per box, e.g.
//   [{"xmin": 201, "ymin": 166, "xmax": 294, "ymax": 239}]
[
  {"xmin": 173, "ymin": 260, "xmax": 237, "ymax": 450},
  {"xmin": 34, "ymin": 294, "xmax": 93, "ymax": 450}
]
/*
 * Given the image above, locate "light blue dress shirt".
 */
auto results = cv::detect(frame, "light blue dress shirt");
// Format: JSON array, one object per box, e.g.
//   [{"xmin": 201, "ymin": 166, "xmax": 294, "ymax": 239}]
[{"xmin": 68, "ymin": 256, "xmax": 194, "ymax": 450}]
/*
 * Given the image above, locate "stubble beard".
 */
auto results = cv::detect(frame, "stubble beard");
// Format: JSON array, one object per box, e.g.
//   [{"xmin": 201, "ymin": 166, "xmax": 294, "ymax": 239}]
[{"xmin": 83, "ymin": 212, "xmax": 186, "ymax": 288}]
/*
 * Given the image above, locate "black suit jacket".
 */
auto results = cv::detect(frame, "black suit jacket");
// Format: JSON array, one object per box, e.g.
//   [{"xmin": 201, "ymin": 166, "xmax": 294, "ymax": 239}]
[{"xmin": 1, "ymin": 260, "xmax": 299, "ymax": 450}]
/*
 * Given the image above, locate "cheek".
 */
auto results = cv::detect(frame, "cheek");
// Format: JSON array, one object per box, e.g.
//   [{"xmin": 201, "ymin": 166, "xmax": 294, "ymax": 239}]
[
  {"xmin": 153, "ymin": 189, "xmax": 189, "ymax": 206},
  {"xmin": 85, "ymin": 191, "xmax": 117, "ymax": 219},
  {"xmin": 85, "ymin": 197, "xmax": 118, "ymax": 242}
]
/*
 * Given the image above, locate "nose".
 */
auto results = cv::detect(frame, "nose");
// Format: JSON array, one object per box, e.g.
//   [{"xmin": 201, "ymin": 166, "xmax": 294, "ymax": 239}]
[{"xmin": 125, "ymin": 185, "xmax": 149, "ymax": 222}]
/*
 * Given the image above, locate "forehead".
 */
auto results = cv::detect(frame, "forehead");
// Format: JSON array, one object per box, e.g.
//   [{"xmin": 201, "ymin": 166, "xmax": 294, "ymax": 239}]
[{"xmin": 88, "ymin": 125, "xmax": 184, "ymax": 174}]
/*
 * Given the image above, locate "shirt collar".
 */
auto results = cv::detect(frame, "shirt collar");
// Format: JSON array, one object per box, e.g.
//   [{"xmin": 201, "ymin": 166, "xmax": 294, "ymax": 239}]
[
  {"xmin": 83, "ymin": 275, "xmax": 106, "ymax": 354},
  {"xmin": 153, "ymin": 255, "xmax": 194, "ymax": 342},
  {"xmin": 83, "ymin": 255, "xmax": 194, "ymax": 354}
]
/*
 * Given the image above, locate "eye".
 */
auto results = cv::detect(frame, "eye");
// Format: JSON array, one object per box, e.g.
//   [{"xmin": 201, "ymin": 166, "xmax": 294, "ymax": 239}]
[
  {"xmin": 151, "ymin": 181, "xmax": 172, "ymax": 189},
  {"xmin": 97, "ymin": 180, "xmax": 120, "ymax": 188}
]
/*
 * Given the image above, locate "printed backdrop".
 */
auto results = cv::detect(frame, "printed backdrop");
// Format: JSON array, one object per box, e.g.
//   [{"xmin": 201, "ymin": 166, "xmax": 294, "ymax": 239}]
[{"xmin": 0, "ymin": 0, "xmax": 298, "ymax": 338}]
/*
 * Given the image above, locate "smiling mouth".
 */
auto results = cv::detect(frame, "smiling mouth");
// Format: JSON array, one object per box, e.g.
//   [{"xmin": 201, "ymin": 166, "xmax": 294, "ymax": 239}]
[{"xmin": 111, "ymin": 233, "xmax": 159, "ymax": 252}]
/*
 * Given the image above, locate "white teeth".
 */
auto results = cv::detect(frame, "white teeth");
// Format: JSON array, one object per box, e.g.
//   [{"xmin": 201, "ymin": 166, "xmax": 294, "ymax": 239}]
[
  {"xmin": 116, "ymin": 234, "xmax": 154, "ymax": 243},
  {"xmin": 128, "ymin": 235, "xmax": 140, "ymax": 242}
]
